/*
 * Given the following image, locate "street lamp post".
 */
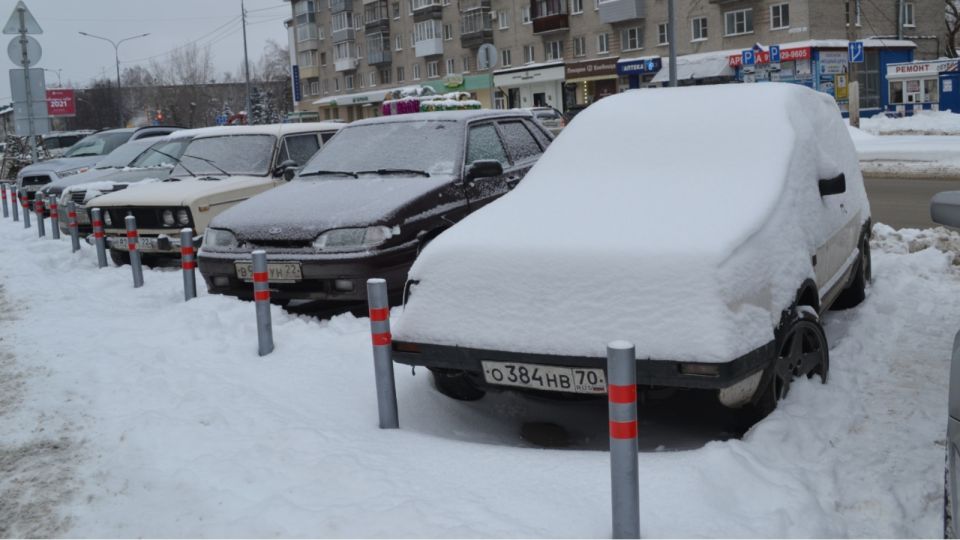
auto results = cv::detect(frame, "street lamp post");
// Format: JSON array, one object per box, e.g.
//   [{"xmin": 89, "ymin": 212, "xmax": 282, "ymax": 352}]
[{"xmin": 78, "ymin": 31, "xmax": 150, "ymax": 128}]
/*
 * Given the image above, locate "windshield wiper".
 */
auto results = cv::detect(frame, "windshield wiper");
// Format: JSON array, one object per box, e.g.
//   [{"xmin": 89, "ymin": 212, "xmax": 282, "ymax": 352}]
[
  {"xmin": 356, "ymin": 168, "xmax": 431, "ymax": 177},
  {"xmin": 150, "ymin": 148, "xmax": 196, "ymax": 177},
  {"xmin": 182, "ymin": 153, "xmax": 231, "ymax": 177},
  {"xmin": 298, "ymin": 170, "xmax": 358, "ymax": 179}
]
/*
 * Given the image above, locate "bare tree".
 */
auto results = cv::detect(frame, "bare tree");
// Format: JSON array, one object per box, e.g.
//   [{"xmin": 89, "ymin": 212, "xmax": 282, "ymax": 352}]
[
  {"xmin": 948, "ymin": 0, "xmax": 959, "ymax": 58},
  {"xmin": 258, "ymin": 39, "xmax": 290, "ymax": 82}
]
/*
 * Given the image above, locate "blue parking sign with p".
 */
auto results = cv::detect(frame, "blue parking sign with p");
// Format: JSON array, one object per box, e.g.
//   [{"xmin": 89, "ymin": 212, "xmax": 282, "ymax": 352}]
[
  {"xmin": 770, "ymin": 45, "xmax": 781, "ymax": 63},
  {"xmin": 849, "ymin": 41, "xmax": 864, "ymax": 63},
  {"xmin": 742, "ymin": 50, "xmax": 755, "ymax": 66}
]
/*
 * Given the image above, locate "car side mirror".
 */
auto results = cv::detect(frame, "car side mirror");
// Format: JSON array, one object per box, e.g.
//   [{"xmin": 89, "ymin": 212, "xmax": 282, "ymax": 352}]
[
  {"xmin": 465, "ymin": 160, "xmax": 503, "ymax": 181},
  {"xmin": 931, "ymin": 191, "xmax": 960, "ymax": 228},
  {"xmin": 818, "ymin": 173, "xmax": 846, "ymax": 197},
  {"xmin": 275, "ymin": 159, "xmax": 299, "ymax": 180}
]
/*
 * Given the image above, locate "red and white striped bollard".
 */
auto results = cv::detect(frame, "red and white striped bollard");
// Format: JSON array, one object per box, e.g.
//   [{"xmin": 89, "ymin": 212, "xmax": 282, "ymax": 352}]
[
  {"xmin": 608, "ymin": 340, "xmax": 640, "ymax": 539},
  {"xmin": 252, "ymin": 250, "xmax": 274, "ymax": 356},
  {"xmin": 367, "ymin": 278, "xmax": 399, "ymax": 429}
]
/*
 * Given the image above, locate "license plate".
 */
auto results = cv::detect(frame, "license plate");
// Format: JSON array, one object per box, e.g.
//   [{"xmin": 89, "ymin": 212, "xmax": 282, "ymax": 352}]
[
  {"xmin": 235, "ymin": 261, "xmax": 302, "ymax": 283},
  {"xmin": 481, "ymin": 361, "xmax": 607, "ymax": 394},
  {"xmin": 111, "ymin": 236, "xmax": 158, "ymax": 251}
]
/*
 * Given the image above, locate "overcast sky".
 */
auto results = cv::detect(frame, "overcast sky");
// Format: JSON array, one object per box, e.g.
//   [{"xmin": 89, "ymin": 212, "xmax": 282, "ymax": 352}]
[{"xmin": 1, "ymin": 0, "xmax": 290, "ymax": 102}]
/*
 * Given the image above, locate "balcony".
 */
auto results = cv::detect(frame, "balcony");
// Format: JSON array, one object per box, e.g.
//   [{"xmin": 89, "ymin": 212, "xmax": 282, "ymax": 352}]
[
  {"xmin": 367, "ymin": 48, "xmax": 392, "ymax": 65},
  {"xmin": 364, "ymin": 0, "xmax": 390, "ymax": 32},
  {"xmin": 331, "ymin": 26, "xmax": 355, "ymax": 43},
  {"xmin": 366, "ymin": 33, "xmax": 392, "ymax": 65},
  {"xmin": 531, "ymin": 0, "xmax": 569, "ymax": 34},
  {"xmin": 598, "ymin": 0, "xmax": 646, "ymax": 23},
  {"xmin": 460, "ymin": 10, "xmax": 493, "ymax": 49},
  {"xmin": 330, "ymin": 0, "xmax": 353, "ymax": 12},
  {"xmin": 334, "ymin": 56, "xmax": 359, "ymax": 72},
  {"xmin": 458, "ymin": 0, "xmax": 491, "ymax": 10},
  {"xmin": 412, "ymin": 0, "xmax": 443, "ymax": 22},
  {"xmin": 415, "ymin": 37, "xmax": 444, "ymax": 57}
]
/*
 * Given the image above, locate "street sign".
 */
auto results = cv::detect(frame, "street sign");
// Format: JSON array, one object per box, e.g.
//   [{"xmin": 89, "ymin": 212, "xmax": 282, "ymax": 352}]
[
  {"xmin": 477, "ymin": 43, "xmax": 498, "ymax": 71},
  {"xmin": 3, "ymin": 1, "xmax": 41, "ymax": 35},
  {"xmin": 10, "ymin": 67, "xmax": 48, "ymax": 135},
  {"xmin": 10, "ymin": 67, "xmax": 42, "ymax": 102},
  {"xmin": 46, "ymin": 88, "xmax": 75, "ymax": 117},
  {"xmin": 849, "ymin": 41, "xmax": 864, "ymax": 64},
  {"xmin": 741, "ymin": 50, "xmax": 755, "ymax": 66},
  {"xmin": 769, "ymin": 45, "xmax": 781, "ymax": 64},
  {"xmin": 6, "ymin": 34, "xmax": 40, "ymax": 66},
  {"xmin": 291, "ymin": 65, "xmax": 302, "ymax": 103}
]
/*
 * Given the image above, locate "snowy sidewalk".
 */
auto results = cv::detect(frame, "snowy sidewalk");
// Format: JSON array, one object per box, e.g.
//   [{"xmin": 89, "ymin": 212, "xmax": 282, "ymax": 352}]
[
  {"xmin": 851, "ymin": 112, "xmax": 960, "ymax": 179},
  {"xmin": 0, "ymin": 220, "xmax": 958, "ymax": 537}
]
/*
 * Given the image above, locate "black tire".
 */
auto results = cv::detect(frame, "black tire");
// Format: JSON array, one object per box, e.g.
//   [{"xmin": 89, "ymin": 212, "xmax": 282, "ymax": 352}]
[
  {"xmin": 109, "ymin": 249, "xmax": 130, "ymax": 267},
  {"xmin": 748, "ymin": 307, "xmax": 829, "ymax": 419},
  {"xmin": 430, "ymin": 369, "xmax": 486, "ymax": 401},
  {"xmin": 832, "ymin": 236, "xmax": 871, "ymax": 310}
]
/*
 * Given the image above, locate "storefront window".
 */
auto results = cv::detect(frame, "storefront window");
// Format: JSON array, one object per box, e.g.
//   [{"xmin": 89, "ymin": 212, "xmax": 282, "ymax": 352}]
[
  {"xmin": 855, "ymin": 50, "xmax": 880, "ymax": 109},
  {"xmin": 924, "ymin": 78, "xmax": 939, "ymax": 103},
  {"xmin": 889, "ymin": 81, "xmax": 904, "ymax": 104}
]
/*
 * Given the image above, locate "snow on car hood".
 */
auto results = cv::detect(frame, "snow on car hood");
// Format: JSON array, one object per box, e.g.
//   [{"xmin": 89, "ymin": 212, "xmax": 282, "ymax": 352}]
[
  {"xmin": 18, "ymin": 155, "xmax": 102, "ymax": 176},
  {"xmin": 395, "ymin": 84, "xmax": 870, "ymax": 363},
  {"xmin": 88, "ymin": 175, "xmax": 269, "ymax": 207},
  {"xmin": 211, "ymin": 175, "xmax": 454, "ymax": 241}
]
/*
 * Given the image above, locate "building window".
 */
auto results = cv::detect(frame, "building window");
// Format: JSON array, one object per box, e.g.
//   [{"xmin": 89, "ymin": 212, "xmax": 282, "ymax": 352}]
[
  {"xmin": 298, "ymin": 50, "xmax": 318, "ymax": 67},
  {"xmin": 395, "ymin": 34, "xmax": 402, "ymax": 50},
  {"xmin": 368, "ymin": 71, "xmax": 376, "ymax": 86},
  {"xmin": 523, "ymin": 44, "xmax": 536, "ymax": 63},
  {"xmin": 323, "ymin": 79, "xmax": 330, "ymax": 94},
  {"xmin": 334, "ymin": 41, "xmax": 357, "ymax": 62},
  {"xmin": 621, "ymin": 26, "xmax": 643, "ymax": 51},
  {"xmin": 427, "ymin": 60, "xmax": 439, "ymax": 78},
  {"xmin": 724, "ymin": 9, "xmax": 753, "ymax": 36},
  {"xmin": 571, "ymin": 0, "xmax": 583, "ymax": 14},
  {"xmin": 770, "ymin": 3, "xmax": 789, "ymax": 29},
  {"xmin": 392, "ymin": 1, "xmax": 400, "ymax": 18},
  {"xmin": 546, "ymin": 40, "xmax": 563, "ymax": 61},
  {"xmin": 691, "ymin": 17, "xmax": 707, "ymax": 41},
  {"xmin": 597, "ymin": 32, "xmax": 609, "ymax": 54},
  {"xmin": 447, "ymin": 58, "xmax": 456, "ymax": 74},
  {"xmin": 380, "ymin": 67, "xmax": 391, "ymax": 84},
  {"xmin": 463, "ymin": 55, "xmax": 471, "ymax": 72},
  {"xmin": 657, "ymin": 23, "xmax": 668, "ymax": 45},
  {"xmin": 294, "ymin": 0, "xmax": 318, "ymax": 42},
  {"xmin": 396, "ymin": 65, "xmax": 405, "ymax": 81},
  {"xmin": 903, "ymin": 1, "xmax": 915, "ymax": 26},
  {"xmin": 501, "ymin": 48, "xmax": 512, "ymax": 66},
  {"xmin": 334, "ymin": 78, "xmax": 340, "ymax": 92},
  {"xmin": 521, "ymin": 5, "xmax": 531, "ymax": 23},
  {"xmin": 498, "ymin": 9, "xmax": 510, "ymax": 29},
  {"xmin": 855, "ymin": 49, "xmax": 881, "ymax": 108},
  {"xmin": 573, "ymin": 36, "xmax": 586, "ymax": 57},
  {"xmin": 345, "ymin": 74, "xmax": 354, "ymax": 90},
  {"xmin": 415, "ymin": 19, "xmax": 442, "ymax": 43},
  {"xmin": 443, "ymin": 24, "xmax": 453, "ymax": 40},
  {"xmin": 494, "ymin": 89, "xmax": 506, "ymax": 109},
  {"xmin": 320, "ymin": 51, "xmax": 327, "ymax": 65},
  {"xmin": 413, "ymin": 63, "xmax": 421, "ymax": 79},
  {"xmin": 410, "ymin": 32, "xmax": 415, "ymax": 48},
  {"xmin": 332, "ymin": 11, "xmax": 355, "ymax": 33}
]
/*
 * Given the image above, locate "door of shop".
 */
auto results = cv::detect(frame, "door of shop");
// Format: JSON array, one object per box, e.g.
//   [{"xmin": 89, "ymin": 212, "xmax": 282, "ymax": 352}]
[{"xmin": 942, "ymin": 73, "xmax": 960, "ymax": 112}]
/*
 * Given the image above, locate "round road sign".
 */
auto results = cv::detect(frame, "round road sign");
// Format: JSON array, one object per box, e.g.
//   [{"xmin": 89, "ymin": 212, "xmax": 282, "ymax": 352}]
[{"xmin": 7, "ymin": 34, "xmax": 40, "ymax": 66}]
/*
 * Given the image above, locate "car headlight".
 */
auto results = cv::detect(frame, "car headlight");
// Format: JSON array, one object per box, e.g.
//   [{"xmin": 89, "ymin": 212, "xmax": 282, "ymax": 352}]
[
  {"xmin": 162, "ymin": 210, "xmax": 175, "ymax": 227},
  {"xmin": 204, "ymin": 228, "xmax": 238, "ymax": 249},
  {"xmin": 176, "ymin": 209, "xmax": 190, "ymax": 226},
  {"xmin": 103, "ymin": 211, "xmax": 113, "ymax": 227},
  {"xmin": 313, "ymin": 226, "xmax": 396, "ymax": 252},
  {"xmin": 58, "ymin": 166, "xmax": 89, "ymax": 178}
]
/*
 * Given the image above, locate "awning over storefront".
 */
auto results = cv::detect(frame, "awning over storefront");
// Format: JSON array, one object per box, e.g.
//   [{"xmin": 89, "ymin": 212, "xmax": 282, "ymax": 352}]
[
  {"xmin": 312, "ymin": 85, "xmax": 428, "ymax": 107},
  {"xmin": 493, "ymin": 62, "xmax": 566, "ymax": 87},
  {"xmin": 421, "ymin": 73, "xmax": 493, "ymax": 94},
  {"xmin": 651, "ymin": 54, "xmax": 734, "ymax": 83}
]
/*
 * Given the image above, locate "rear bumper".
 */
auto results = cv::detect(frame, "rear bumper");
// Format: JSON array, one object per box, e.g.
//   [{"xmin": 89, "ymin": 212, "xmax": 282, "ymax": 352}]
[{"xmin": 391, "ymin": 340, "xmax": 776, "ymax": 390}]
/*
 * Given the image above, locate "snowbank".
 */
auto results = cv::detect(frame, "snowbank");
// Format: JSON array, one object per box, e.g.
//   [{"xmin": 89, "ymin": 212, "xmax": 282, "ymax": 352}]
[
  {"xmin": 396, "ymin": 84, "xmax": 869, "ymax": 362},
  {"xmin": 861, "ymin": 110, "xmax": 960, "ymax": 135}
]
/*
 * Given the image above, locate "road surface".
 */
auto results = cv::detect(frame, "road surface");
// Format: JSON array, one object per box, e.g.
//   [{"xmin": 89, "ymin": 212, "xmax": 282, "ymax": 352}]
[{"xmin": 864, "ymin": 176, "xmax": 959, "ymax": 229}]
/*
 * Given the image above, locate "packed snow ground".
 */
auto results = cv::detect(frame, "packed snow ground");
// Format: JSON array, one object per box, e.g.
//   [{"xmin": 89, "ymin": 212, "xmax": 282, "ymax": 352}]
[
  {"xmin": 0, "ymin": 218, "xmax": 958, "ymax": 537},
  {"xmin": 850, "ymin": 112, "xmax": 960, "ymax": 177},
  {"xmin": 860, "ymin": 110, "xmax": 960, "ymax": 136}
]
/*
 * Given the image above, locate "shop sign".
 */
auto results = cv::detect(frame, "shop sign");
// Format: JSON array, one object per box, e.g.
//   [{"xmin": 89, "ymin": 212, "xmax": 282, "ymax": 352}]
[
  {"xmin": 887, "ymin": 59, "xmax": 960, "ymax": 77},
  {"xmin": 728, "ymin": 47, "xmax": 810, "ymax": 67},
  {"xmin": 819, "ymin": 51, "xmax": 847, "ymax": 75},
  {"xmin": 617, "ymin": 57, "xmax": 662, "ymax": 75},
  {"xmin": 443, "ymin": 73, "xmax": 464, "ymax": 88},
  {"xmin": 565, "ymin": 58, "xmax": 619, "ymax": 79}
]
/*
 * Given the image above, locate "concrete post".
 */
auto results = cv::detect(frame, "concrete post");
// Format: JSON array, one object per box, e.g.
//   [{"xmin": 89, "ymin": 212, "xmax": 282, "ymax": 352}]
[
  {"xmin": 10, "ymin": 187, "xmax": 18, "ymax": 222},
  {"xmin": 34, "ymin": 197, "xmax": 45, "ymax": 238},
  {"xmin": 91, "ymin": 208, "xmax": 108, "ymax": 268},
  {"xmin": 252, "ymin": 250, "xmax": 274, "ymax": 356},
  {"xmin": 67, "ymin": 202, "xmax": 80, "ymax": 252},
  {"xmin": 1, "ymin": 184, "xmax": 8, "ymax": 218},
  {"xmin": 180, "ymin": 228, "xmax": 197, "ymax": 301},
  {"xmin": 21, "ymin": 191, "xmax": 30, "ymax": 228},
  {"xmin": 366, "ymin": 278, "xmax": 399, "ymax": 429},
  {"xmin": 125, "ymin": 215, "xmax": 144, "ymax": 288},
  {"xmin": 608, "ymin": 341, "xmax": 640, "ymax": 539},
  {"xmin": 48, "ymin": 196, "xmax": 60, "ymax": 240}
]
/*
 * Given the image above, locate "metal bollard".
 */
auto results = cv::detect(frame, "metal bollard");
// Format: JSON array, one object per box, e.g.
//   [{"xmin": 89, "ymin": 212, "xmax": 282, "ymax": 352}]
[
  {"xmin": 34, "ymin": 198, "xmax": 45, "ymax": 238},
  {"xmin": 20, "ymin": 191, "xmax": 30, "ymax": 228},
  {"xmin": 67, "ymin": 202, "xmax": 80, "ymax": 252},
  {"xmin": 252, "ymin": 250, "xmax": 274, "ymax": 356},
  {"xmin": 90, "ymin": 208, "xmax": 108, "ymax": 268},
  {"xmin": 10, "ymin": 188, "xmax": 18, "ymax": 222},
  {"xmin": 48, "ymin": 196, "xmax": 60, "ymax": 240},
  {"xmin": 180, "ymin": 228, "xmax": 197, "ymax": 301},
  {"xmin": 608, "ymin": 341, "xmax": 640, "ymax": 539},
  {"xmin": 125, "ymin": 215, "xmax": 144, "ymax": 288},
  {"xmin": 367, "ymin": 278, "xmax": 399, "ymax": 429},
  {"xmin": 1, "ymin": 184, "xmax": 8, "ymax": 218}
]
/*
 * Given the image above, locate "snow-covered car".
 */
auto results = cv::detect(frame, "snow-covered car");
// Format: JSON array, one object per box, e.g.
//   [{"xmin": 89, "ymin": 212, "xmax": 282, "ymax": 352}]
[
  {"xmin": 391, "ymin": 83, "xmax": 872, "ymax": 416},
  {"xmin": 39, "ymin": 137, "xmax": 160, "ymax": 203},
  {"xmin": 89, "ymin": 123, "xmax": 343, "ymax": 265},
  {"xmin": 197, "ymin": 110, "xmax": 552, "ymax": 304}
]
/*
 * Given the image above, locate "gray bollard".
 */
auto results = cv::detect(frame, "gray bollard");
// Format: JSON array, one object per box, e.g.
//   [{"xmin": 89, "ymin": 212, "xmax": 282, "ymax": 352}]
[
  {"xmin": 20, "ymin": 192, "xmax": 30, "ymax": 228},
  {"xmin": 48, "ymin": 196, "xmax": 60, "ymax": 240},
  {"xmin": 366, "ymin": 278, "xmax": 399, "ymax": 429},
  {"xmin": 90, "ymin": 208, "xmax": 108, "ymax": 268},
  {"xmin": 33, "ymin": 197, "xmax": 45, "ymax": 237},
  {"xmin": 252, "ymin": 250, "xmax": 274, "ymax": 356},
  {"xmin": 10, "ymin": 188, "xmax": 18, "ymax": 222},
  {"xmin": 608, "ymin": 341, "xmax": 640, "ymax": 539},
  {"xmin": 180, "ymin": 228, "xmax": 197, "ymax": 301},
  {"xmin": 67, "ymin": 202, "xmax": 80, "ymax": 252},
  {"xmin": 125, "ymin": 215, "xmax": 144, "ymax": 288},
  {"xmin": 1, "ymin": 184, "xmax": 8, "ymax": 218}
]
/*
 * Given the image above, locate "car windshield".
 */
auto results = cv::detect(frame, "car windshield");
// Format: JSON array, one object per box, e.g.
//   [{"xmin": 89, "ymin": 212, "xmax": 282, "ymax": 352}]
[
  {"xmin": 172, "ymin": 134, "xmax": 275, "ymax": 177},
  {"xmin": 93, "ymin": 140, "xmax": 155, "ymax": 169},
  {"xmin": 63, "ymin": 131, "xmax": 133, "ymax": 157},
  {"xmin": 131, "ymin": 139, "xmax": 192, "ymax": 168},
  {"xmin": 300, "ymin": 121, "xmax": 460, "ymax": 177}
]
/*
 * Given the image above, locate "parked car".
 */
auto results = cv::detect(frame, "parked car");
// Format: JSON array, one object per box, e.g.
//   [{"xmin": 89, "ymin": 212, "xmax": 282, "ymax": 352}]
[
  {"xmin": 89, "ymin": 123, "xmax": 342, "ymax": 265},
  {"xmin": 39, "ymin": 137, "xmax": 161, "ymax": 203},
  {"xmin": 390, "ymin": 84, "xmax": 872, "ymax": 414},
  {"xmin": 197, "ymin": 110, "xmax": 553, "ymax": 304},
  {"xmin": 525, "ymin": 106, "xmax": 565, "ymax": 136},
  {"xmin": 56, "ymin": 132, "xmax": 196, "ymax": 236},
  {"xmin": 41, "ymin": 130, "xmax": 95, "ymax": 158},
  {"xmin": 929, "ymin": 191, "xmax": 960, "ymax": 538},
  {"xmin": 16, "ymin": 126, "xmax": 179, "ymax": 203}
]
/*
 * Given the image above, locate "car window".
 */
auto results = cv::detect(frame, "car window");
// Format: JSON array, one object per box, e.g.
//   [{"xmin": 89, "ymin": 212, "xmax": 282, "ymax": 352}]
[
  {"xmin": 63, "ymin": 132, "xmax": 133, "ymax": 157},
  {"xmin": 497, "ymin": 121, "xmax": 543, "ymax": 163},
  {"xmin": 466, "ymin": 123, "xmax": 509, "ymax": 167},
  {"xmin": 280, "ymin": 133, "xmax": 321, "ymax": 166},
  {"xmin": 320, "ymin": 131, "xmax": 337, "ymax": 143},
  {"xmin": 131, "ymin": 139, "xmax": 191, "ymax": 168}
]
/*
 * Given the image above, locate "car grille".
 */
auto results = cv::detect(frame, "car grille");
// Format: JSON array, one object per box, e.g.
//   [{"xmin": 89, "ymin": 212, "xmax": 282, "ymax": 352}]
[
  {"xmin": 72, "ymin": 184, "xmax": 127, "ymax": 205},
  {"xmin": 101, "ymin": 207, "xmax": 193, "ymax": 230},
  {"xmin": 21, "ymin": 175, "xmax": 50, "ymax": 186},
  {"xmin": 246, "ymin": 239, "xmax": 313, "ymax": 249}
]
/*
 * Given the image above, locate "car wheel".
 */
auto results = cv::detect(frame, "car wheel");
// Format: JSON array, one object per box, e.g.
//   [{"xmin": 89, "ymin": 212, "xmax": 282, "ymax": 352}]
[
  {"xmin": 832, "ymin": 236, "xmax": 871, "ymax": 310},
  {"xmin": 430, "ymin": 368, "xmax": 486, "ymax": 401},
  {"xmin": 749, "ymin": 307, "xmax": 829, "ymax": 418},
  {"xmin": 109, "ymin": 249, "xmax": 130, "ymax": 267}
]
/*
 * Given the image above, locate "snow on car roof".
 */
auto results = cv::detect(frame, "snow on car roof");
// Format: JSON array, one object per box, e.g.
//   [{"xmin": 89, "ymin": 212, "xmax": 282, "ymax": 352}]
[
  {"xmin": 348, "ymin": 109, "xmax": 532, "ymax": 127},
  {"xmin": 395, "ymin": 83, "xmax": 870, "ymax": 362},
  {"xmin": 186, "ymin": 122, "xmax": 345, "ymax": 139}
]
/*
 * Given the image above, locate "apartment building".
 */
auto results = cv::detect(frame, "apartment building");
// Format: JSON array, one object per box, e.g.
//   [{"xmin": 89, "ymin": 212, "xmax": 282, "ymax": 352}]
[{"xmin": 286, "ymin": 0, "xmax": 944, "ymax": 119}]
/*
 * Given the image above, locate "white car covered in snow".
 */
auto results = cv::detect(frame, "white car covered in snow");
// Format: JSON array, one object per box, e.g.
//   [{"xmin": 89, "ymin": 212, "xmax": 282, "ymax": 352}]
[{"xmin": 392, "ymin": 83, "xmax": 872, "ymax": 417}]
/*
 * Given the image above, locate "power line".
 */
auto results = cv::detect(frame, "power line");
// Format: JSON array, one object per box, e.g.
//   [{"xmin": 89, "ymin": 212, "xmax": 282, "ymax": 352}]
[
  {"xmin": 247, "ymin": 4, "xmax": 288, "ymax": 13},
  {"xmin": 117, "ymin": 15, "xmax": 241, "ymax": 64}
]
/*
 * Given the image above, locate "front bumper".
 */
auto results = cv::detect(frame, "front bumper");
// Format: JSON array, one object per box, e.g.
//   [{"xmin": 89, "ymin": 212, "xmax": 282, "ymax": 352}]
[
  {"xmin": 87, "ymin": 230, "xmax": 200, "ymax": 255},
  {"xmin": 391, "ymin": 340, "xmax": 777, "ymax": 390},
  {"xmin": 197, "ymin": 243, "xmax": 419, "ymax": 302}
]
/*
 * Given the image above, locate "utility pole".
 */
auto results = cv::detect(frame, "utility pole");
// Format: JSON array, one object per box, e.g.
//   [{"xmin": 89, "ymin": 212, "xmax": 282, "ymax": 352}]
[
  {"xmin": 897, "ymin": 0, "xmax": 903, "ymax": 40},
  {"xmin": 78, "ymin": 31, "xmax": 150, "ymax": 127},
  {"xmin": 241, "ymin": 0, "xmax": 252, "ymax": 124},
  {"xmin": 846, "ymin": 0, "xmax": 860, "ymax": 127},
  {"xmin": 18, "ymin": 5, "xmax": 37, "ymax": 162},
  {"xmin": 667, "ymin": 0, "xmax": 677, "ymax": 87}
]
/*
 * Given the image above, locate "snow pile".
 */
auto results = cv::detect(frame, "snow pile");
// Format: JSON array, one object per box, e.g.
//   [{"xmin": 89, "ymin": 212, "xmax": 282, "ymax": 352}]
[
  {"xmin": 862, "ymin": 110, "xmax": 960, "ymax": 135},
  {"xmin": 873, "ymin": 223, "xmax": 960, "ymax": 263},
  {"xmin": 397, "ymin": 84, "xmax": 869, "ymax": 362},
  {"xmin": 0, "ymin": 218, "xmax": 957, "ymax": 536},
  {"xmin": 852, "ymin": 132, "xmax": 960, "ymax": 177}
]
